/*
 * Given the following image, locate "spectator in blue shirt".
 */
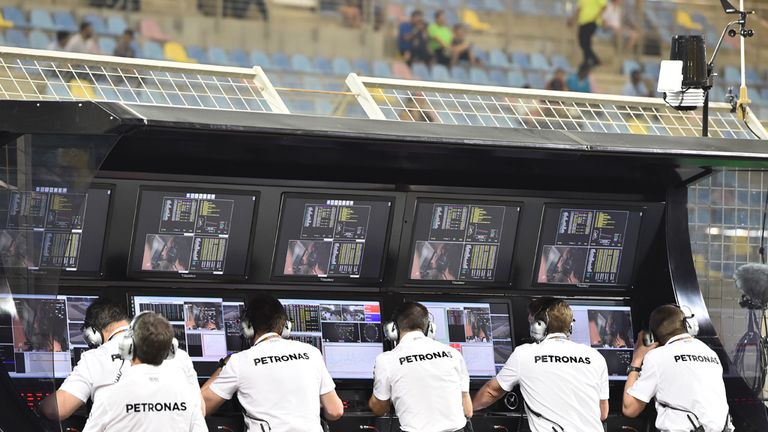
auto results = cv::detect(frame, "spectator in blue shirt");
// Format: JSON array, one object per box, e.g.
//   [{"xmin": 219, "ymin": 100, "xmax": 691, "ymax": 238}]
[
  {"xmin": 567, "ymin": 64, "xmax": 593, "ymax": 93},
  {"xmin": 399, "ymin": 10, "xmax": 432, "ymax": 66},
  {"xmin": 622, "ymin": 69, "xmax": 651, "ymax": 97}
]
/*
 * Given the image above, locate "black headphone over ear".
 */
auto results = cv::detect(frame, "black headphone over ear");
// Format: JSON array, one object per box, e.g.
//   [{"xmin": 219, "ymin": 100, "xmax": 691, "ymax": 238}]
[{"xmin": 644, "ymin": 304, "xmax": 700, "ymax": 346}]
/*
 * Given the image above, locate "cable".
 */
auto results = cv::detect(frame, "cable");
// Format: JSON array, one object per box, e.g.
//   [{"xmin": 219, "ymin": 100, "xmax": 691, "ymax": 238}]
[{"xmin": 759, "ymin": 178, "xmax": 768, "ymax": 265}]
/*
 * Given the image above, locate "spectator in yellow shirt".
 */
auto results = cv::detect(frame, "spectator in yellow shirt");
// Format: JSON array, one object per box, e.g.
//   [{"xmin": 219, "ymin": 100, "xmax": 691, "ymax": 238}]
[{"xmin": 569, "ymin": 0, "xmax": 607, "ymax": 68}]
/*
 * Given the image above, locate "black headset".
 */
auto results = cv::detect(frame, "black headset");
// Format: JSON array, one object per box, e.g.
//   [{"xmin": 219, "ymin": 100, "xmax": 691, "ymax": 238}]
[{"xmin": 644, "ymin": 304, "xmax": 700, "ymax": 346}]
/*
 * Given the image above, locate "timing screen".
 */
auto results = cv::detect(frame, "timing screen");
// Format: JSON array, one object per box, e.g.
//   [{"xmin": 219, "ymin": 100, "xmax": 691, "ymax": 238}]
[
  {"xmin": 0, "ymin": 294, "xmax": 97, "ymax": 378},
  {"xmin": 409, "ymin": 201, "xmax": 520, "ymax": 283},
  {"xmin": 570, "ymin": 304, "xmax": 635, "ymax": 380},
  {"xmin": 536, "ymin": 207, "xmax": 642, "ymax": 286},
  {"xmin": 130, "ymin": 189, "xmax": 257, "ymax": 278},
  {"xmin": 421, "ymin": 301, "xmax": 513, "ymax": 377},
  {"xmin": 280, "ymin": 299, "xmax": 382, "ymax": 379},
  {"xmin": 273, "ymin": 195, "xmax": 392, "ymax": 280},
  {"xmin": 131, "ymin": 296, "xmax": 244, "ymax": 368},
  {"xmin": 0, "ymin": 187, "xmax": 111, "ymax": 273}
]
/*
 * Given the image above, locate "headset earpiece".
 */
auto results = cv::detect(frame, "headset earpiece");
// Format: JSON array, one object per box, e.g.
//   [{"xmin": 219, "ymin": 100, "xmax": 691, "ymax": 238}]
[
  {"xmin": 530, "ymin": 319, "xmax": 548, "ymax": 343},
  {"xmin": 241, "ymin": 318, "xmax": 255, "ymax": 340},
  {"xmin": 281, "ymin": 320, "xmax": 292, "ymax": 339},
  {"xmin": 425, "ymin": 321, "xmax": 436, "ymax": 339},
  {"xmin": 167, "ymin": 336, "xmax": 178, "ymax": 360},
  {"xmin": 118, "ymin": 311, "xmax": 177, "ymax": 362},
  {"xmin": 643, "ymin": 330, "xmax": 656, "ymax": 346},
  {"xmin": 82, "ymin": 325, "xmax": 103, "ymax": 348},
  {"xmin": 679, "ymin": 305, "xmax": 699, "ymax": 337},
  {"xmin": 384, "ymin": 321, "xmax": 398, "ymax": 342}
]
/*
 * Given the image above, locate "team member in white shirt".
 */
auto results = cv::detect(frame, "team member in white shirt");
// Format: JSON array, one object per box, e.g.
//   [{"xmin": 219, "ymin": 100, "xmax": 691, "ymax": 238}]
[
  {"xmin": 474, "ymin": 298, "xmax": 609, "ymax": 432},
  {"xmin": 39, "ymin": 298, "xmax": 198, "ymax": 421},
  {"xmin": 201, "ymin": 293, "xmax": 344, "ymax": 431},
  {"xmin": 83, "ymin": 311, "xmax": 207, "ymax": 432},
  {"xmin": 623, "ymin": 304, "xmax": 733, "ymax": 432},
  {"xmin": 369, "ymin": 302, "xmax": 472, "ymax": 432}
]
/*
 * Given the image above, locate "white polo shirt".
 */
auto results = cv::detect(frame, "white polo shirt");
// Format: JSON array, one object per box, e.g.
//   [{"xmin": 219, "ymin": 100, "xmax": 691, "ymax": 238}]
[
  {"xmin": 627, "ymin": 333, "xmax": 732, "ymax": 432},
  {"xmin": 496, "ymin": 333, "xmax": 608, "ymax": 432},
  {"xmin": 59, "ymin": 331, "xmax": 198, "ymax": 404},
  {"xmin": 208, "ymin": 334, "xmax": 336, "ymax": 432},
  {"xmin": 82, "ymin": 363, "xmax": 207, "ymax": 432},
  {"xmin": 373, "ymin": 332, "xmax": 469, "ymax": 432}
]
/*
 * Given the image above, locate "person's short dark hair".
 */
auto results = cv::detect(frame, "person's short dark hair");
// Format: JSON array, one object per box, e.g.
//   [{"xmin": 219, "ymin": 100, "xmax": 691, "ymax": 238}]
[
  {"xmin": 411, "ymin": 9, "xmax": 423, "ymax": 18},
  {"xmin": 649, "ymin": 305, "xmax": 687, "ymax": 345},
  {"xmin": 123, "ymin": 29, "xmax": 134, "ymax": 38},
  {"xmin": 527, "ymin": 296, "xmax": 556, "ymax": 316},
  {"xmin": 453, "ymin": 23, "xmax": 464, "ymax": 31},
  {"xmin": 85, "ymin": 297, "xmax": 129, "ymax": 332},
  {"xmin": 435, "ymin": 9, "xmax": 444, "ymax": 20},
  {"xmin": 55, "ymin": 31, "xmax": 70, "ymax": 43},
  {"xmin": 80, "ymin": 21, "xmax": 92, "ymax": 32},
  {"xmin": 529, "ymin": 297, "xmax": 572, "ymax": 334},
  {"xmin": 244, "ymin": 293, "xmax": 287, "ymax": 335},
  {"xmin": 394, "ymin": 302, "xmax": 429, "ymax": 333},
  {"xmin": 133, "ymin": 312, "xmax": 174, "ymax": 366}
]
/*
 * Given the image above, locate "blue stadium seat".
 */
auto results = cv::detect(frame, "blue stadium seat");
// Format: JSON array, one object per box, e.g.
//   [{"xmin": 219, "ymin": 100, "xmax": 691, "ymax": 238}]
[
  {"xmin": 488, "ymin": 49, "xmax": 510, "ymax": 69},
  {"xmin": 469, "ymin": 67, "xmax": 491, "ymax": 85},
  {"xmin": 527, "ymin": 72, "xmax": 545, "ymax": 89},
  {"xmin": 746, "ymin": 68, "xmax": 761, "ymax": 84},
  {"xmin": 302, "ymin": 75, "xmax": 323, "ymax": 89},
  {"xmin": 622, "ymin": 59, "xmax": 641, "ymax": 75},
  {"xmin": 290, "ymin": 54, "xmax": 314, "ymax": 73},
  {"xmin": 507, "ymin": 70, "xmax": 526, "ymax": 87},
  {"xmin": 431, "ymin": 64, "xmax": 451, "ymax": 82},
  {"xmin": 489, "ymin": 69, "xmax": 506, "ymax": 86},
  {"xmin": 529, "ymin": 53, "xmax": 551, "ymax": 71},
  {"xmin": 372, "ymin": 60, "xmax": 392, "ymax": 78},
  {"xmin": 2, "ymin": 7, "xmax": 28, "ymax": 28},
  {"xmin": 761, "ymin": 88, "xmax": 768, "ymax": 101},
  {"xmin": 84, "ymin": 14, "xmax": 108, "ymax": 35},
  {"xmin": 30, "ymin": 9, "xmax": 56, "ymax": 31},
  {"xmin": 98, "ymin": 37, "xmax": 117, "ymax": 55},
  {"xmin": 208, "ymin": 47, "xmax": 230, "ymax": 66},
  {"xmin": 0, "ymin": 32, "xmax": 5, "ymax": 46},
  {"xmin": 411, "ymin": 63, "xmax": 430, "ymax": 80},
  {"xmin": 445, "ymin": 10, "xmax": 460, "ymax": 26},
  {"xmin": 5, "ymin": 29, "xmax": 29, "ymax": 48},
  {"xmin": 271, "ymin": 52, "xmax": 291, "ymax": 71},
  {"xmin": 451, "ymin": 66, "xmax": 469, "ymax": 83},
  {"xmin": 724, "ymin": 66, "xmax": 740, "ymax": 84},
  {"xmin": 53, "ymin": 11, "xmax": 78, "ymax": 33},
  {"xmin": 251, "ymin": 50, "xmax": 272, "ymax": 69},
  {"xmin": 483, "ymin": 0, "xmax": 505, "ymax": 12},
  {"xmin": 106, "ymin": 15, "xmax": 128, "ymax": 37},
  {"xmin": 511, "ymin": 52, "xmax": 530, "ymax": 69},
  {"xmin": 332, "ymin": 57, "xmax": 352, "ymax": 75},
  {"xmin": 474, "ymin": 49, "xmax": 489, "ymax": 65},
  {"xmin": 142, "ymin": 41, "xmax": 164, "ymax": 60},
  {"xmin": 352, "ymin": 58, "xmax": 371, "ymax": 75},
  {"xmin": 29, "ymin": 30, "xmax": 51, "ymax": 50},
  {"xmin": 47, "ymin": 80, "xmax": 71, "ymax": 98},
  {"xmin": 186, "ymin": 46, "xmax": 208, "ymax": 63},
  {"xmin": 313, "ymin": 57, "xmax": 333, "ymax": 75},
  {"xmin": 643, "ymin": 61, "xmax": 660, "ymax": 79},
  {"xmin": 551, "ymin": 54, "xmax": 572, "ymax": 72},
  {"xmin": 229, "ymin": 49, "xmax": 250, "ymax": 67}
]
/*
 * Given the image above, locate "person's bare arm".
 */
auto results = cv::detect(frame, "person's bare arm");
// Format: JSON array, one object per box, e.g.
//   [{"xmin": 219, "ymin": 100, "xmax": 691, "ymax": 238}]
[
  {"xmin": 38, "ymin": 390, "xmax": 84, "ymax": 421},
  {"xmin": 622, "ymin": 331, "xmax": 656, "ymax": 418},
  {"xmin": 201, "ymin": 387, "xmax": 227, "ymax": 416},
  {"xmin": 462, "ymin": 392, "xmax": 473, "ymax": 418},
  {"xmin": 320, "ymin": 390, "xmax": 344, "ymax": 420},
  {"xmin": 472, "ymin": 379, "xmax": 505, "ymax": 411},
  {"xmin": 600, "ymin": 399, "xmax": 609, "ymax": 421},
  {"xmin": 368, "ymin": 394, "xmax": 391, "ymax": 417}
]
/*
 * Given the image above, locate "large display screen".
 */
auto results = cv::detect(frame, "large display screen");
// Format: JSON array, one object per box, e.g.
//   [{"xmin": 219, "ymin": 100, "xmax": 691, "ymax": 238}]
[
  {"xmin": 420, "ymin": 301, "xmax": 513, "ymax": 378},
  {"xmin": 571, "ymin": 304, "xmax": 635, "ymax": 380},
  {"xmin": 130, "ymin": 295, "xmax": 244, "ymax": 376},
  {"xmin": 129, "ymin": 188, "xmax": 257, "ymax": 279},
  {"xmin": 535, "ymin": 206, "xmax": 642, "ymax": 286},
  {"xmin": 272, "ymin": 194, "xmax": 393, "ymax": 281},
  {"xmin": 408, "ymin": 200, "xmax": 520, "ymax": 284},
  {"xmin": 0, "ymin": 187, "xmax": 111, "ymax": 275},
  {"xmin": 280, "ymin": 298, "xmax": 383, "ymax": 379},
  {"xmin": 0, "ymin": 294, "xmax": 97, "ymax": 378}
]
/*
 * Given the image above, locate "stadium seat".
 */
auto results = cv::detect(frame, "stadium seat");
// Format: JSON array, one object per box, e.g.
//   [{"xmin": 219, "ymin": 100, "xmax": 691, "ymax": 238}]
[
  {"xmin": 185, "ymin": 45, "xmax": 207, "ymax": 63},
  {"xmin": 52, "ymin": 11, "xmax": 78, "ymax": 33},
  {"xmin": 313, "ymin": 57, "xmax": 333, "ymax": 75},
  {"xmin": 675, "ymin": 10, "xmax": 703, "ymax": 31},
  {"xmin": 0, "ymin": 11, "xmax": 13, "ymax": 29},
  {"xmin": 229, "ymin": 49, "xmax": 250, "ymax": 67},
  {"xmin": 5, "ymin": 29, "xmax": 29, "ymax": 48},
  {"xmin": 431, "ymin": 64, "xmax": 451, "ymax": 82},
  {"xmin": 140, "ymin": 18, "xmax": 171, "ymax": 42},
  {"xmin": 98, "ymin": 37, "xmax": 117, "ymax": 55},
  {"xmin": 352, "ymin": 59, "xmax": 371, "ymax": 75},
  {"xmin": 84, "ymin": 14, "xmax": 108, "ymax": 35},
  {"xmin": 489, "ymin": 69, "xmax": 506, "ymax": 86},
  {"xmin": 451, "ymin": 66, "xmax": 469, "ymax": 83},
  {"xmin": 142, "ymin": 41, "xmax": 164, "ymax": 60},
  {"xmin": 68, "ymin": 78, "xmax": 96, "ymax": 99},
  {"xmin": 29, "ymin": 30, "xmax": 50, "ymax": 50},
  {"xmin": 724, "ymin": 66, "xmax": 740, "ymax": 84},
  {"xmin": 2, "ymin": 7, "xmax": 27, "ymax": 28},
  {"xmin": 622, "ymin": 59, "xmax": 641, "ymax": 75},
  {"xmin": 483, "ymin": 0, "xmax": 505, "ymax": 12},
  {"xmin": 488, "ymin": 49, "xmax": 510, "ymax": 69},
  {"xmin": 372, "ymin": 60, "xmax": 392, "ymax": 78},
  {"xmin": 251, "ymin": 50, "xmax": 272, "ymax": 69},
  {"xmin": 290, "ymin": 54, "xmax": 314, "ymax": 73},
  {"xmin": 746, "ymin": 68, "xmax": 761, "ymax": 85},
  {"xmin": 474, "ymin": 49, "xmax": 489, "ymax": 66},
  {"xmin": 527, "ymin": 72, "xmax": 545, "ymax": 89},
  {"xmin": 551, "ymin": 54, "xmax": 572, "ymax": 72},
  {"xmin": 332, "ymin": 57, "xmax": 352, "ymax": 76},
  {"xmin": 469, "ymin": 67, "xmax": 491, "ymax": 85},
  {"xmin": 30, "ymin": 9, "xmax": 56, "ymax": 32},
  {"xmin": 411, "ymin": 63, "xmax": 430, "ymax": 80},
  {"xmin": 0, "ymin": 32, "xmax": 5, "ymax": 46},
  {"xmin": 302, "ymin": 75, "xmax": 323, "ymax": 89},
  {"xmin": 106, "ymin": 15, "xmax": 128, "ymax": 37},
  {"xmin": 507, "ymin": 70, "xmax": 526, "ymax": 87},
  {"xmin": 391, "ymin": 60, "xmax": 413, "ymax": 79},
  {"xmin": 208, "ymin": 47, "xmax": 230, "ymax": 66},
  {"xmin": 445, "ymin": 10, "xmax": 460, "ymax": 27},
  {"xmin": 460, "ymin": 9, "xmax": 491, "ymax": 31},
  {"xmin": 511, "ymin": 52, "xmax": 530, "ymax": 69},
  {"xmin": 271, "ymin": 52, "xmax": 291, "ymax": 71},
  {"xmin": 47, "ymin": 79, "xmax": 71, "ymax": 98},
  {"xmin": 643, "ymin": 61, "xmax": 660, "ymax": 80},
  {"xmin": 529, "ymin": 53, "xmax": 551, "ymax": 71},
  {"xmin": 761, "ymin": 88, "xmax": 768, "ymax": 101}
]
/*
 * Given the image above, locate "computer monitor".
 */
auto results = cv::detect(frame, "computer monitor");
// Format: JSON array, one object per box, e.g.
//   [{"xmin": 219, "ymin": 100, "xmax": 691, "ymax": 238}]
[
  {"xmin": 0, "ymin": 294, "xmax": 98, "ymax": 378},
  {"xmin": 280, "ymin": 298, "xmax": 383, "ymax": 379},
  {"xmin": 534, "ymin": 205, "xmax": 643, "ymax": 287},
  {"xmin": 129, "ymin": 295, "xmax": 244, "ymax": 378},
  {"xmin": 272, "ymin": 194, "xmax": 393, "ymax": 282},
  {"xmin": 570, "ymin": 304, "xmax": 636, "ymax": 380},
  {"xmin": 0, "ymin": 186, "xmax": 112, "ymax": 276},
  {"xmin": 129, "ymin": 187, "xmax": 258, "ymax": 280},
  {"xmin": 416, "ymin": 300, "xmax": 514, "ymax": 378},
  {"xmin": 407, "ymin": 199, "xmax": 520, "ymax": 284}
]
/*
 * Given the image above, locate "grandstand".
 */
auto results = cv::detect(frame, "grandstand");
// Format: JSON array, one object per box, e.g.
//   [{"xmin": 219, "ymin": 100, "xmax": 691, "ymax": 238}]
[{"xmin": 0, "ymin": 0, "xmax": 767, "ymax": 120}]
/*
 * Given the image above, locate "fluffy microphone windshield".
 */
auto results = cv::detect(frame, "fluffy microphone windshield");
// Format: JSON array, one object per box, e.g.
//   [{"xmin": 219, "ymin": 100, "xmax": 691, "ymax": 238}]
[{"xmin": 735, "ymin": 263, "xmax": 768, "ymax": 309}]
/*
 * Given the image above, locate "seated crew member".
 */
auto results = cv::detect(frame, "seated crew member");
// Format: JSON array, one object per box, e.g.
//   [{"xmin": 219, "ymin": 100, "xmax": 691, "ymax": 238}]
[
  {"xmin": 39, "ymin": 298, "xmax": 198, "ymax": 421},
  {"xmin": 82, "ymin": 312, "xmax": 207, "ymax": 431},
  {"xmin": 623, "ymin": 304, "xmax": 733, "ymax": 432},
  {"xmin": 474, "ymin": 298, "xmax": 609, "ymax": 432},
  {"xmin": 201, "ymin": 293, "xmax": 344, "ymax": 431},
  {"xmin": 369, "ymin": 302, "xmax": 472, "ymax": 432}
]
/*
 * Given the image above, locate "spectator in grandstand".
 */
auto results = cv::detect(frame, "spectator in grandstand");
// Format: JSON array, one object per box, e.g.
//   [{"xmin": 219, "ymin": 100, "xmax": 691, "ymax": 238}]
[
  {"xmin": 224, "ymin": 0, "xmax": 268, "ymax": 20},
  {"xmin": 428, "ymin": 10, "xmax": 453, "ymax": 67},
  {"xmin": 566, "ymin": 64, "xmax": 593, "ymax": 93},
  {"xmin": 602, "ymin": 0, "xmax": 639, "ymax": 56},
  {"xmin": 622, "ymin": 69, "xmax": 651, "ymax": 97},
  {"xmin": 546, "ymin": 68, "xmax": 569, "ymax": 91},
  {"xmin": 569, "ymin": 0, "xmax": 606, "ymax": 68},
  {"xmin": 339, "ymin": 0, "xmax": 363, "ymax": 28},
  {"xmin": 399, "ymin": 10, "xmax": 432, "ymax": 66},
  {"xmin": 113, "ymin": 30, "xmax": 136, "ymax": 58},
  {"xmin": 47, "ymin": 31, "xmax": 71, "ymax": 52},
  {"xmin": 65, "ymin": 22, "xmax": 101, "ymax": 55},
  {"xmin": 450, "ymin": 24, "xmax": 479, "ymax": 67}
]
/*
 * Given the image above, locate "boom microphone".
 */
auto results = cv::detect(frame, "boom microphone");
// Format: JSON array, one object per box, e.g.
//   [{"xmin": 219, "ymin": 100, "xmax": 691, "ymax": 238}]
[{"xmin": 735, "ymin": 263, "xmax": 768, "ymax": 309}]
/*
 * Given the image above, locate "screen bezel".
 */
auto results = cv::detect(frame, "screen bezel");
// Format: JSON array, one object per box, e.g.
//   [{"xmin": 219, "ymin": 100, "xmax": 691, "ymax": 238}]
[
  {"xmin": 127, "ymin": 186, "xmax": 259, "ymax": 282},
  {"xmin": 270, "ymin": 192, "xmax": 396, "ymax": 285},
  {"xmin": 531, "ymin": 203, "xmax": 645, "ymax": 290}
]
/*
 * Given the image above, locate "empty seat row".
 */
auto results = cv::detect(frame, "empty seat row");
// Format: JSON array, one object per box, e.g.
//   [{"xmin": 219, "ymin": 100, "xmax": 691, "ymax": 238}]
[{"xmin": 1, "ymin": 6, "xmax": 132, "ymax": 37}]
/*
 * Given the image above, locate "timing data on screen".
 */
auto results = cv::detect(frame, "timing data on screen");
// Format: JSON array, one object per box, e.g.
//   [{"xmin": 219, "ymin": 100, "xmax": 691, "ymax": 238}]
[
  {"xmin": 420, "ymin": 301, "xmax": 513, "ymax": 378},
  {"xmin": 280, "ymin": 298, "xmax": 383, "ymax": 379},
  {"xmin": 0, "ymin": 294, "xmax": 97, "ymax": 378},
  {"xmin": 570, "ymin": 304, "xmax": 635, "ymax": 380}
]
